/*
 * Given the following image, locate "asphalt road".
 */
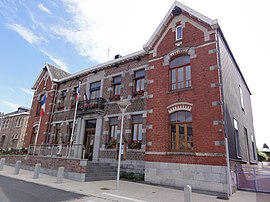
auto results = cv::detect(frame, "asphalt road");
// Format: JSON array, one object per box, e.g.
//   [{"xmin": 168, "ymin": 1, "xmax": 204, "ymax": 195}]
[{"xmin": 0, "ymin": 175, "xmax": 86, "ymax": 202}]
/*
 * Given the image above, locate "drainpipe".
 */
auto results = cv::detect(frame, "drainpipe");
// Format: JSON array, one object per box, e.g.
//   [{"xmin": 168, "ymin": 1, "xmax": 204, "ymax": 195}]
[{"xmin": 215, "ymin": 29, "xmax": 232, "ymax": 197}]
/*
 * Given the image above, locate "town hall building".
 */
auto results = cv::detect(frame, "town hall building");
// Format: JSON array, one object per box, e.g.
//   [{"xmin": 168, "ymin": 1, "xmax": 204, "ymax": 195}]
[{"xmin": 24, "ymin": 1, "xmax": 257, "ymax": 195}]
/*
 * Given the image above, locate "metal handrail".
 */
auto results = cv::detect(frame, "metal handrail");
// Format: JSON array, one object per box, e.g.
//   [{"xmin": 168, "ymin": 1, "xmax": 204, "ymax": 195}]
[{"xmin": 28, "ymin": 143, "xmax": 86, "ymax": 159}]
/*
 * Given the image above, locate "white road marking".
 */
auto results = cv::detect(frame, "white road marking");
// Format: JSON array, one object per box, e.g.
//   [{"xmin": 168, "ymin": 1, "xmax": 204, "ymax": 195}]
[{"xmin": 102, "ymin": 193, "xmax": 148, "ymax": 202}]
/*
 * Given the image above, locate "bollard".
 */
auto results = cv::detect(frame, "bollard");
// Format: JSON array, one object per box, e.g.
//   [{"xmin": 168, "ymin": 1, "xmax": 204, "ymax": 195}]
[
  {"xmin": 33, "ymin": 163, "xmax": 41, "ymax": 179},
  {"xmin": 56, "ymin": 167, "xmax": 64, "ymax": 184},
  {"xmin": 184, "ymin": 185, "xmax": 192, "ymax": 202},
  {"xmin": 14, "ymin": 160, "xmax": 22, "ymax": 175},
  {"xmin": 0, "ymin": 158, "xmax": 5, "ymax": 171}
]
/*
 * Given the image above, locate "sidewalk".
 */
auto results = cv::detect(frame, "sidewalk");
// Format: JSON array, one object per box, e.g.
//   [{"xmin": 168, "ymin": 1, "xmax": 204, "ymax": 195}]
[{"xmin": 0, "ymin": 165, "xmax": 267, "ymax": 202}]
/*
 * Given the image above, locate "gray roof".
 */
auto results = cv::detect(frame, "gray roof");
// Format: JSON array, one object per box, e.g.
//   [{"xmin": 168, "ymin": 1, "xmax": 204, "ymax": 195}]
[{"xmin": 46, "ymin": 64, "xmax": 71, "ymax": 80}]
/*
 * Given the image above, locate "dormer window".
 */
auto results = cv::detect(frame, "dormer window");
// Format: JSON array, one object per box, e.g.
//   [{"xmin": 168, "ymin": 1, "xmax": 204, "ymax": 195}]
[{"xmin": 176, "ymin": 25, "xmax": 183, "ymax": 41}]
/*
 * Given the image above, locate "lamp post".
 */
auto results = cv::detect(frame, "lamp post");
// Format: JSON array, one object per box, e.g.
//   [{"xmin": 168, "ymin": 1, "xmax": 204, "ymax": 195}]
[{"xmin": 116, "ymin": 100, "xmax": 131, "ymax": 190}]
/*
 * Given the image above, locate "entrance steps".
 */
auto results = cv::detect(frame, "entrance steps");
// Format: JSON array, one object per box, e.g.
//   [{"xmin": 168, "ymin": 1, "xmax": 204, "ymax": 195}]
[{"xmin": 85, "ymin": 162, "xmax": 117, "ymax": 181}]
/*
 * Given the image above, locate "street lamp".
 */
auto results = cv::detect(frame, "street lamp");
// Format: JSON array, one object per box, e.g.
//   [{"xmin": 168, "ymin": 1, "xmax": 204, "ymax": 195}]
[{"xmin": 116, "ymin": 99, "xmax": 131, "ymax": 190}]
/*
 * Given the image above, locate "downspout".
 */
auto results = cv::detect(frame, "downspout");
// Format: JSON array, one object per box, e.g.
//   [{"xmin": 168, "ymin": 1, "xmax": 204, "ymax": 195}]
[{"xmin": 215, "ymin": 29, "xmax": 232, "ymax": 197}]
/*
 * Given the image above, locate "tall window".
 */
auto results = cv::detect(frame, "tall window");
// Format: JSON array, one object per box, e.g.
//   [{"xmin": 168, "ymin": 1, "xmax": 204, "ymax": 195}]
[
  {"xmin": 239, "ymin": 85, "xmax": 244, "ymax": 111},
  {"xmin": 30, "ymin": 126, "xmax": 38, "ymax": 145},
  {"xmin": 53, "ymin": 124, "xmax": 61, "ymax": 144},
  {"xmin": 134, "ymin": 69, "xmax": 145, "ymax": 94},
  {"xmin": 112, "ymin": 76, "xmax": 121, "ymax": 96},
  {"xmin": 234, "ymin": 118, "xmax": 241, "ymax": 158},
  {"xmin": 170, "ymin": 111, "xmax": 193, "ymax": 151},
  {"xmin": 90, "ymin": 81, "xmax": 101, "ymax": 99},
  {"xmin": 131, "ymin": 115, "xmax": 143, "ymax": 142},
  {"xmin": 109, "ymin": 117, "xmax": 119, "ymax": 142},
  {"xmin": 0, "ymin": 135, "xmax": 5, "ymax": 147},
  {"xmin": 170, "ymin": 55, "xmax": 191, "ymax": 90},
  {"xmin": 65, "ymin": 122, "xmax": 73, "ymax": 144},
  {"xmin": 176, "ymin": 25, "xmax": 183, "ymax": 41},
  {"xmin": 57, "ymin": 90, "xmax": 67, "ymax": 110},
  {"xmin": 244, "ymin": 127, "xmax": 250, "ymax": 162},
  {"xmin": 251, "ymin": 134, "xmax": 256, "ymax": 161}
]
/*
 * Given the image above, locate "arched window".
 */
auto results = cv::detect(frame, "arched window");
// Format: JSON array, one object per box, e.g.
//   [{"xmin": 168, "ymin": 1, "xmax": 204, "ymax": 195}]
[
  {"xmin": 170, "ymin": 111, "xmax": 193, "ymax": 151},
  {"xmin": 170, "ymin": 55, "xmax": 191, "ymax": 90}
]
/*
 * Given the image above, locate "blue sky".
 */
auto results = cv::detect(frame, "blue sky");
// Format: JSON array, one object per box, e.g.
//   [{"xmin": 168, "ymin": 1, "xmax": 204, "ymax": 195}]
[{"xmin": 0, "ymin": 0, "xmax": 270, "ymax": 147}]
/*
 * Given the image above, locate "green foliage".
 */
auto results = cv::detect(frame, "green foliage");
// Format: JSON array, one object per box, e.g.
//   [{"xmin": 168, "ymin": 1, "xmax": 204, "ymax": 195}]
[
  {"xmin": 257, "ymin": 148, "xmax": 269, "ymax": 162},
  {"xmin": 120, "ymin": 171, "xmax": 144, "ymax": 182},
  {"xmin": 0, "ymin": 148, "xmax": 28, "ymax": 155}
]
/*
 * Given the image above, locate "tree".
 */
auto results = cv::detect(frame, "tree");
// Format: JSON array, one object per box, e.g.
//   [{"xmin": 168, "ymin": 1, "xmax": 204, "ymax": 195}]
[
  {"xmin": 263, "ymin": 143, "xmax": 269, "ymax": 149},
  {"xmin": 257, "ymin": 148, "xmax": 269, "ymax": 162}
]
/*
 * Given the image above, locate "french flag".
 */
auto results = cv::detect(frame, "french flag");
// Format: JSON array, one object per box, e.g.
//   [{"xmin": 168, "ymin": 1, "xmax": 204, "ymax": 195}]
[
  {"xmin": 76, "ymin": 81, "xmax": 81, "ymax": 101},
  {"xmin": 40, "ymin": 94, "xmax": 46, "ymax": 117},
  {"xmin": 84, "ymin": 92, "xmax": 88, "ymax": 108}
]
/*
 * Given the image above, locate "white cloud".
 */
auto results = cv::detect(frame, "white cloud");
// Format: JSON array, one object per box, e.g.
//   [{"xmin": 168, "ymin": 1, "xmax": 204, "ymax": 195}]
[
  {"xmin": 40, "ymin": 49, "xmax": 69, "ymax": 72},
  {"xmin": 0, "ymin": 100, "xmax": 20, "ymax": 111},
  {"xmin": 20, "ymin": 88, "xmax": 33, "ymax": 95},
  {"xmin": 6, "ymin": 23, "xmax": 45, "ymax": 45},
  {"xmin": 9, "ymin": 87, "xmax": 15, "ymax": 92},
  {"xmin": 37, "ymin": 3, "xmax": 52, "ymax": 15}
]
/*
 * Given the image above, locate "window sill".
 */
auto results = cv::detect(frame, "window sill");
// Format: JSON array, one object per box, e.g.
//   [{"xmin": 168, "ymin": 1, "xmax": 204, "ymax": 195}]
[{"xmin": 166, "ymin": 87, "xmax": 193, "ymax": 94}]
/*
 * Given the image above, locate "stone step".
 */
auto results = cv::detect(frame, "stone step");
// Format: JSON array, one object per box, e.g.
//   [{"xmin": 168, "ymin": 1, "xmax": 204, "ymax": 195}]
[
  {"xmin": 85, "ymin": 171, "xmax": 117, "ymax": 178},
  {"xmin": 86, "ymin": 168, "xmax": 115, "ymax": 173},
  {"xmin": 85, "ymin": 175, "xmax": 116, "ymax": 181}
]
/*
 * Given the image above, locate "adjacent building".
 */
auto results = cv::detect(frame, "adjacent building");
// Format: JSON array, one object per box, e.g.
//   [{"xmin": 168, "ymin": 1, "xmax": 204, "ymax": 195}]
[
  {"xmin": 0, "ymin": 107, "xmax": 30, "ymax": 150},
  {"xmin": 24, "ymin": 1, "xmax": 257, "ymax": 194}
]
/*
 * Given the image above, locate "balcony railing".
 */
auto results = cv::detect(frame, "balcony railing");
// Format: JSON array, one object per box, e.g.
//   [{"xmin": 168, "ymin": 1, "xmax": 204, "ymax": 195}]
[{"xmin": 77, "ymin": 98, "xmax": 106, "ymax": 115}]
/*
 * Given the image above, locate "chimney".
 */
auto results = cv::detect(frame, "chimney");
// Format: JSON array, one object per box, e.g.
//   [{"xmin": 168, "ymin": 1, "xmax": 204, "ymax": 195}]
[{"xmin": 114, "ymin": 54, "xmax": 122, "ymax": 59}]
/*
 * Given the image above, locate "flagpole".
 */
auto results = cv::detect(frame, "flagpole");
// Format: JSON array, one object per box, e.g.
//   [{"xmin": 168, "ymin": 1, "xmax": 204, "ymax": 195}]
[
  {"xmin": 69, "ymin": 95, "xmax": 79, "ymax": 157},
  {"xmin": 33, "ymin": 115, "xmax": 42, "ymax": 156}
]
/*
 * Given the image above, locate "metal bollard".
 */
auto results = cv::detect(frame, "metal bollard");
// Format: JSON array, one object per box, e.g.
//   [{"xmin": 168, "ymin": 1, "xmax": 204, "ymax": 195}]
[
  {"xmin": 33, "ymin": 163, "xmax": 41, "ymax": 179},
  {"xmin": 184, "ymin": 185, "xmax": 192, "ymax": 202},
  {"xmin": 56, "ymin": 167, "xmax": 64, "ymax": 184},
  {"xmin": 0, "ymin": 158, "xmax": 5, "ymax": 171},
  {"xmin": 14, "ymin": 160, "xmax": 22, "ymax": 175}
]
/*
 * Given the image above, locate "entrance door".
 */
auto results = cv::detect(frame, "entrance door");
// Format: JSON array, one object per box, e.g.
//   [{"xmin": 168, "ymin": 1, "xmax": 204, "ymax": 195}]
[{"xmin": 84, "ymin": 120, "xmax": 96, "ymax": 160}]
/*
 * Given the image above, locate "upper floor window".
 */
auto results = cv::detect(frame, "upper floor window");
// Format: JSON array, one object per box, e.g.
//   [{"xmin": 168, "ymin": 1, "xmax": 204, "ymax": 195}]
[
  {"xmin": 170, "ymin": 55, "xmax": 191, "ymax": 90},
  {"xmin": 90, "ymin": 81, "xmax": 101, "ymax": 99},
  {"xmin": 239, "ymin": 85, "xmax": 244, "ymax": 111},
  {"xmin": 176, "ymin": 25, "xmax": 183, "ymax": 41},
  {"xmin": 234, "ymin": 118, "xmax": 241, "ymax": 158},
  {"xmin": 134, "ymin": 69, "xmax": 145, "ymax": 95},
  {"xmin": 112, "ymin": 76, "xmax": 121, "ymax": 96},
  {"xmin": 170, "ymin": 111, "xmax": 193, "ymax": 151}
]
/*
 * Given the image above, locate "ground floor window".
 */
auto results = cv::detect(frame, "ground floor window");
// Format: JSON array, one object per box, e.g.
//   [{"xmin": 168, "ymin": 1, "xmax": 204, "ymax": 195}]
[
  {"xmin": 30, "ymin": 126, "xmax": 38, "ymax": 145},
  {"xmin": 170, "ymin": 111, "xmax": 193, "ymax": 151},
  {"xmin": 129, "ymin": 114, "xmax": 143, "ymax": 149}
]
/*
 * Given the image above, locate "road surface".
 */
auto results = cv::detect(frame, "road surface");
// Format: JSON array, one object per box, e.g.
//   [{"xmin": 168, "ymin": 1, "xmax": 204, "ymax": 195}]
[{"xmin": 0, "ymin": 175, "xmax": 86, "ymax": 202}]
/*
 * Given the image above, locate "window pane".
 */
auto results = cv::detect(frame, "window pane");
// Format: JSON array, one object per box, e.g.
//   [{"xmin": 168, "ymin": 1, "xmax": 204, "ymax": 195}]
[
  {"xmin": 177, "ymin": 111, "xmax": 185, "ymax": 123},
  {"xmin": 136, "ymin": 80, "xmax": 140, "ymax": 91},
  {"xmin": 113, "ymin": 76, "xmax": 121, "ymax": 84},
  {"xmin": 90, "ymin": 81, "xmax": 101, "ymax": 90},
  {"xmin": 170, "ymin": 56, "xmax": 190, "ymax": 68},
  {"xmin": 178, "ymin": 68, "xmax": 184, "ymax": 89},
  {"xmin": 132, "ymin": 115, "xmax": 143, "ymax": 123},
  {"xmin": 170, "ymin": 113, "xmax": 177, "ymax": 122},
  {"xmin": 176, "ymin": 26, "xmax": 182, "ymax": 40},
  {"xmin": 109, "ymin": 117, "xmax": 118, "ymax": 125},
  {"xmin": 138, "ymin": 124, "xmax": 143, "ymax": 141},
  {"xmin": 171, "ymin": 124, "xmax": 176, "ymax": 150},
  {"xmin": 135, "ymin": 69, "xmax": 145, "ymax": 78},
  {"xmin": 187, "ymin": 124, "xmax": 193, "ymax": 150},
  {"xmin": 114, "ymin": 126, "xmax": 118, "ymax": 139},
  {"xmin": 141, "ymin": 79, "xmax": 145, "ymax": 91},
  {"xmin": 233, "ymin": 118, "xmax": 238, "ymax": 130},
  {"xmin": 133, "ymin": 124, "xmax": 138, "ymax": 140},
  {"xmin": 186, "ymin": 112, "xmax": 192, "ymax": 122},
  {"xmin": 179, "ymin": 124, "xmax": 185, "ymax": 149}
]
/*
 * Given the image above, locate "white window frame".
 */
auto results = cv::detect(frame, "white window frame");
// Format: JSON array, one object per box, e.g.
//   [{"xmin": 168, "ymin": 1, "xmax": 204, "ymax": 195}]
[
  {"xmin": 176, "ymin": 25, "xmax": 183, "ymax": 41},
  {"xmin": 239, "ymin": 85, "xmax": 244, "ymax": 110}
]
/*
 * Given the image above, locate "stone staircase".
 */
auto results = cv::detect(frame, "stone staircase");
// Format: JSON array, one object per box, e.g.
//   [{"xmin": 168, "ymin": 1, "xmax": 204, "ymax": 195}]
[{"xmin": 85, "ymin": 162, "xmax": 117, "ymax": 181}]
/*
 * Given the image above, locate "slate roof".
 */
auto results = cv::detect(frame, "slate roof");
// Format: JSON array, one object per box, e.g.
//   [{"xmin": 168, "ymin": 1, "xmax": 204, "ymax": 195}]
[{"xmin": 46, "ymin": 64, "xmax": 71, "ymax": 81}]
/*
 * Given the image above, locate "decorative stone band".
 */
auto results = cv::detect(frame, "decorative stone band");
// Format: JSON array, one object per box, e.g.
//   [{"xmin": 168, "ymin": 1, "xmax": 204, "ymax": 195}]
[
  {"xmin": 167, "ymin": 102, "xmax": 193, "ymax": 114},
  {"xmin": 145, "ymin": 151, "xmax": 226, "ymax": 157},
  {"xmin": 163, "ymin": 47, "xmax": 196, "ymax": 66}
]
